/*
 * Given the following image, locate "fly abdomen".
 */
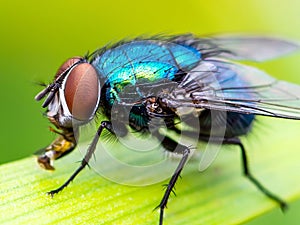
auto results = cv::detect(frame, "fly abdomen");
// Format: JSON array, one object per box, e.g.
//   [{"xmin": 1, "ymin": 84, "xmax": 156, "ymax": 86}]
[{"xmin": 197, "ymin": 110, "xmax": 255, "ymax": 138}]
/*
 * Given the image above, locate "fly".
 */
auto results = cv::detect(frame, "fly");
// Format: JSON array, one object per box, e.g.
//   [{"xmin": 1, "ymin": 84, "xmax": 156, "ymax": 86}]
[{"xmin": 35, "ymin": 34, "xmax": 300, "ymax": 225}]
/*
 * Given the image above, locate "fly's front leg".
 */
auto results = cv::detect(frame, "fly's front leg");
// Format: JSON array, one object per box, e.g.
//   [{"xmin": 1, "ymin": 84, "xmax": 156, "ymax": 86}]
[{"xmin": 48, "ymin": 121, "xmax": 113, "ymax": 196}]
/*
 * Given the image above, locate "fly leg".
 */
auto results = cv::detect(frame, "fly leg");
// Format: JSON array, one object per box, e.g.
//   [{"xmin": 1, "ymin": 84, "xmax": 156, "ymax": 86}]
[
  {"xmin": 225, "ymin": 137, "xmax": 288, "ymax": 210},
  {"xmin": 154, "ymin": 133, "xmax": 191, "ymax": 225},
  {"xmin": 199, "ymin": 135, "xmax": 288, "ymax": 211},
  {"xmin": 48, "ymin": 121, "xmax": 113, "ymax": 196}
]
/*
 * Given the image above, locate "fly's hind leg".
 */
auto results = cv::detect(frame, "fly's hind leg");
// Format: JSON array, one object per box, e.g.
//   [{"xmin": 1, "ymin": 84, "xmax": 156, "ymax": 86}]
[{"xmin": 200, "ymin": 135, "xmax": 288, "ymax": 211}]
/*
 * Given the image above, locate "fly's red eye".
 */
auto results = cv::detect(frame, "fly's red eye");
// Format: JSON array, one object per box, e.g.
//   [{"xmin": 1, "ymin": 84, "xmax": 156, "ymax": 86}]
[
  {"xmin": 64, "ymin": 63, "xmax": 100, "ymax": 121},
  {"xmin": 55, "ymin": 57, "xmax": 83, "ymax": 78}
]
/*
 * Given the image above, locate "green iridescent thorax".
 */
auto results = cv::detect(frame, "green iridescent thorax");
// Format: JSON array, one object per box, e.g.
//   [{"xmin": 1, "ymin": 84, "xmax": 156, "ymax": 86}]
[
  {"xmin": 91, "ymin": 39, "xmax": 202, "ymax": 108},
  {"xmin": 105, "ymin": 61, "xmax": 178, "ymax": 106}
]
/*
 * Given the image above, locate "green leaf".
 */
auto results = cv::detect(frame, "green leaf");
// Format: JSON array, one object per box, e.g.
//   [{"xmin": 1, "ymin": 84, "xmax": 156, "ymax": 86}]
[{"xmin": 1, "ymin": 118, "xmax": 300, "ymax": 225}]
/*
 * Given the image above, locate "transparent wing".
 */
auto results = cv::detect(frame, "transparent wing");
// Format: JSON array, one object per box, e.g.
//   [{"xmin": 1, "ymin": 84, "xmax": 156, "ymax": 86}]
[
  {"xmin": 165, "ymin": 60, "xmax": 300, "ymax": 119},
  {"xmin": 208, "ymin": 34, "xmax": 299, "ymax": 61},
  {"xmin": 170, "ymin": 34, "xmax": 299, "ymax": 61}
]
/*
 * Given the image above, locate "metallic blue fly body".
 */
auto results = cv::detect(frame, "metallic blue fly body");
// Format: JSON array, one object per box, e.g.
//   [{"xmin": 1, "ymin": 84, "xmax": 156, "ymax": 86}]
[{"xmin": 35, "ymin": 34, "xmax": 300, "ymax": 225}]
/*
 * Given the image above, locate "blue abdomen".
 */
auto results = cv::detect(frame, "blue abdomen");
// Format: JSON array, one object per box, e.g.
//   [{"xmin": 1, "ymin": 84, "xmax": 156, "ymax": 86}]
[{"xmin": 197, "ymin": 110, "xmax": 255, "ymax": 138}]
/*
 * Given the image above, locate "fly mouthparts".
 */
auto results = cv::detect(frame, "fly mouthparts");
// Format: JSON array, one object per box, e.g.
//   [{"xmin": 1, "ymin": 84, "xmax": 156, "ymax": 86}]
[{"xmin": 37, "ymin": 153, "xmax": 55, "ymax": 170}]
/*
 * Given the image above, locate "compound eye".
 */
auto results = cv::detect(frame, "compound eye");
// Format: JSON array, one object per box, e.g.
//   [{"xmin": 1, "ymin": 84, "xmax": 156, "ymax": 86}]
[
  {"xmin": 64, "ymin": 63, "xmax": 100, "ymax": 121},
  {"xmin": 55, "ymin": 57, "xmax": 83, "ymax": 78}
]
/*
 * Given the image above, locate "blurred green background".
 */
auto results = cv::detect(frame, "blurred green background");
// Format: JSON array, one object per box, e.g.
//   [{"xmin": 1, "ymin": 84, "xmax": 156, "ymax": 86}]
[{"xmin": 1, "ymin": 0, "xmax": 300, "ymax": 224}]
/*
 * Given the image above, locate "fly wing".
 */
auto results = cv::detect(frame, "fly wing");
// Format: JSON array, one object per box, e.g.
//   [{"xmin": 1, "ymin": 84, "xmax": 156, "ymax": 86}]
[
  {"xmin": 171, "ymin": 34, "xmax": 299, "ymax": 62},
  {"xmin": 209, "ymin": 35, "xmax": 300, "ymax": 61},
  {"xmin": 165, "ymin": 60, "xmax": 300, "ymax": 119}
]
